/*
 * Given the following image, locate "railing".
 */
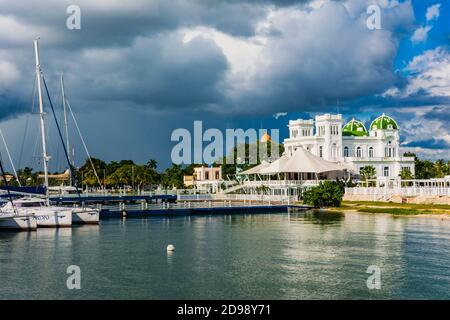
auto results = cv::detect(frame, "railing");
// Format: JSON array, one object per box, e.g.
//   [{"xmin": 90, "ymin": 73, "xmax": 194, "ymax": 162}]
[
  {"xmin": 228, "ymin": 180, "xmax": 320, "ymax": 188},
  {"xmin": 177, "ymin": 193, "xmax": 297, "ymax": 204},
  {"xmin": 345, "ymin": 187, "xmax": 450, "ymax": 197},
  {"xmin": 100, "ymin": 197, "xmax": 297, "ymax": 212}
]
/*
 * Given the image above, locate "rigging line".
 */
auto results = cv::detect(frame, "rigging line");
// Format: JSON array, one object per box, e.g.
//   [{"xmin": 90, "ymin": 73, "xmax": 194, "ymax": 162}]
[
  {"xmin": 65, "ymin": 99, "xmax": 103, "ymax": 189},
  {"xmin": 41, "ymin": 76, "xmax": 81, "ymax": 199},
  {"xmin": 30, "ymin": 120, "xmax": 41, "ymax": 169},
  {"xmin": 0, "ymin": 128, "xmax": 21, "ymax": 186},
  {"xmin": 18, "ymin": 77, "xmax": 37, "ymax": 170},
  {"xmin": 0, "ymin": 151, "xmax": 18, "ymax": 215}
]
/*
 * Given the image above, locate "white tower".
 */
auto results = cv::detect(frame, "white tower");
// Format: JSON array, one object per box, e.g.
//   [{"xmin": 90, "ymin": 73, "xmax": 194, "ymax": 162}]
[{"xmin": 315, "ymin": 114, "xmax": 343, "ymax": 162}]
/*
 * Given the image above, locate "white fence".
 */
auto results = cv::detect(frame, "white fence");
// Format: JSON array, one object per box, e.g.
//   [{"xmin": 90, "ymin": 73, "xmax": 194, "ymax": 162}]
[
  {"xmin": 177, "ymin": 193, "xmax": 297, "ymax": 204},
  {"xmin": 345, "ymin": 186, "xmax": 450, "ymax": 197}
]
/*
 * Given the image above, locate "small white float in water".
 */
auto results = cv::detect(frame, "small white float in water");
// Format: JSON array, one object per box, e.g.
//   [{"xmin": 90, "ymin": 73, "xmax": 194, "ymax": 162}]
[{"xmin": 167, "ymin": 244, "xmax": 175, "ymax": 252}]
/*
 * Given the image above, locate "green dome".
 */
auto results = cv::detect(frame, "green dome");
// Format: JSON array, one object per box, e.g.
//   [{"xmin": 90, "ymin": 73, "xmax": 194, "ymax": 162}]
[
  {"xmin": 343, "ymin": 118, "xmax": 368, "ymax": 136},
  {"xmin": 370, "ymin": 113, "xmax": 398, "ymax": 131}
]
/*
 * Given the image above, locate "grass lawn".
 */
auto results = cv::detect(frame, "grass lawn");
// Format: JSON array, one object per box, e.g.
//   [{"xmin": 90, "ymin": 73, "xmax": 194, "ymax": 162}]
[{"xmin": 336, "ymin": 201, "xmax": 450, "ymax": 215}]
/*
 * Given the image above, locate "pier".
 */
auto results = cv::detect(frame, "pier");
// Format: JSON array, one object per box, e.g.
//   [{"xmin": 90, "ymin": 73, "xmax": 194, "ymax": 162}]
[{"xmin": 46, "ymin": 193, "xmax": 312, "ymax": 219}]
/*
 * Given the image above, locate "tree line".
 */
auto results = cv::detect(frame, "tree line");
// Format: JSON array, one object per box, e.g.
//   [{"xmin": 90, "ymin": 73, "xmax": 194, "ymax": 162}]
[
  {"xmin": 3, "ymin": 150, "xmax": 449, "ymax": 190},
  {"xmin": 359, "ymin": 152, "xmax": 450, "ymax": 181},
  {"xmin": 5, "ymin": 159, "xmax": 198, "ymax": 190}
]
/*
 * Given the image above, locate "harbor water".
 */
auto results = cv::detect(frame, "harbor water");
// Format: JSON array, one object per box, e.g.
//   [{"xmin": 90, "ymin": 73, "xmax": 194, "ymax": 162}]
[{"xmin": 1, "ymin": 211, "xmax": 449, "ymax": 299}]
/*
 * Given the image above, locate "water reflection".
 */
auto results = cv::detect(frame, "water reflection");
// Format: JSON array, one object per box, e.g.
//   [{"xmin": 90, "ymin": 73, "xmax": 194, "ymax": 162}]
[
  {"xmin": 301, "ymin": 210, "xmax": 345, "ymax": 224},
  {"xmin": 1, "ymin": 212, "xmax": 450, "ymax": 299}
]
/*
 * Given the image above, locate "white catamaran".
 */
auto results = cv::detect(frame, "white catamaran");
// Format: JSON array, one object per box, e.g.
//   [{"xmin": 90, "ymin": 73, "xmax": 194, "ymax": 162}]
[
  {"xmin": 0, "ymin": 39, "xmax": 73, "ymax": 228},
  {"xmin": 1, "ymin": 39, "xmax": 100, "ymax": 228},
  {"xmin": 0, "ymin": 211, "xmax": 37, "ymax": 231}
]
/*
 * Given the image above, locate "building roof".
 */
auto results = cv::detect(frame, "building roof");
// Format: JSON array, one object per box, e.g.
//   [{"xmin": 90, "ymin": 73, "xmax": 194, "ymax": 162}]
[
  {"xmin": 240, "ymin": 148, "xmax": 350, "ymax": 175},
  {"xmin": 343, "ymin": 118, "xmax": 368, "ymax": 136},
  {"xmin": 238, "ymin": 161, "xmax": 271, "ymax": 175},
  {"xmin": 370, "ymin": 113, "xmax": 399, "ymax": 131},
  {"xmin": 260, "ymin": 133, "xmax": 271, "ymax": 142}
]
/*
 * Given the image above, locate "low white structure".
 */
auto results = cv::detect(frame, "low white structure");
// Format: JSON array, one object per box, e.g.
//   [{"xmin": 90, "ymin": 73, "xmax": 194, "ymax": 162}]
[
  {"xmin": 234, "ymin": 147, "xmax": 352, "ymax": 196},
  {"xmin": 284, "ymin": 113, "xmax": 415, "ymax": 179},
  {"xmin": 345, "ymin": 177, "xmax": 450, "ymax": 203}
]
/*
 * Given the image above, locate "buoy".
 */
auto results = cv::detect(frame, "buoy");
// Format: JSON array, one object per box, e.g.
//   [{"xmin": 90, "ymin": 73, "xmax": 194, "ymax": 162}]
[{"xmin": 167, "ymin": 244, "xmax": 175, "ymax": 252}]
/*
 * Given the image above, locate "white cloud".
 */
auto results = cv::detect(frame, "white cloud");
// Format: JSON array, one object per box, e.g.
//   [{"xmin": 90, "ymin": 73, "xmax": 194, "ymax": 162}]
[
  {"xmin": 220, "ymin": 1, "xmax": 414, "ymax": 113},
  {"xmin": 405, "ymin": 47, "xmax": 450, "ymax": 97},
  {"xmin": 0, "ymin": 15, "xmax": 60, "ymax": 46},
  {"xmin": 182, "ymin": 26, "xmax": 264, "ymax": 79},
  {"xmin": 401, "ymin": 146, "xmax": 450, "ymax": 160},
  {"xmin": 383, "ymin": 47, "xmax": 450, "ymax": 98},
  {"xmin": 410, "ymin": 3, "xmax": 441, "ymax": 44},
  {"xmin": 411, "ymin": 25, "xmax": 432, "ymax": 43},
  {"xmin": 273, "ymin": 112, "xmax": 287, "ymax": 119},
  {"xmin": 426, "ymin": 3, "xmax": 441, "ymax": 21},
  {"xmin": 399, "ymin": 112, "xmax": 450, "ymax": 160},
  {"xmin": 0, "ymin": 60, "xmax": 20, "ymax": 86}
]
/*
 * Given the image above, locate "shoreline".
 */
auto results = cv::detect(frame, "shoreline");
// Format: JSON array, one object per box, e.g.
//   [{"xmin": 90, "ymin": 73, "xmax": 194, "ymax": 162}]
[
  {"xmin": 331, "ymin": 208, "xmax": 450, "ymax": 221},
  {"xmin": 324, "ymin": 200, "xmax": 450, "ymax": 221}
]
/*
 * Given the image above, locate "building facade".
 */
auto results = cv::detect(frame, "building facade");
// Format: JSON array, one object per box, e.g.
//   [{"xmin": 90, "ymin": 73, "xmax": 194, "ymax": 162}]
[
  {"xmin": 183, "ymin": 166, "xmax": 223, "ymax": 192},
  {"xmin": 283, "ymin": 113, "xmax": 415, "ymax": 179}
]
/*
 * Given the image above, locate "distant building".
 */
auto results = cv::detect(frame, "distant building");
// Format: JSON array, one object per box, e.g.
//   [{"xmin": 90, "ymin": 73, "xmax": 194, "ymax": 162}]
[
  {"xmin": 0, "ymin": 174, "xmax": 14, "ymax": 182},
  {"xmin": 184, "ymin": 166, "xmax": 222, "ymax": 192},
  {"xmin": 183, "ymin": 175, "xmax": 194, "ymax": 187},
  {"xmin": 283, "ymin": 113, "xmax": 415, "ymax": 179},
  {"xmin": 260, "ymin": 132, "xmax": 272, "ymax": 143},
  {"xmin": 38, "ymin": 169, "xmax": 70, "ymax": 181}
]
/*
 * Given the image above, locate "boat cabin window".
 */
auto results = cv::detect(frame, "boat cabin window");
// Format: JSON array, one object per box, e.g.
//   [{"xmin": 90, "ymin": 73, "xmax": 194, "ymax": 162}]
[{"xmin": 15, "ymin": 201, "xmax": 45, "ymax": 208}]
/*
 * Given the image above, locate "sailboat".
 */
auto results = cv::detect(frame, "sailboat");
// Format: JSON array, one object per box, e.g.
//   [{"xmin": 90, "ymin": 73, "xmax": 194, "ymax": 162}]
[
  {"xmin": 1, "ymin": 39, "xmax": 73, "ymax": 228},
  {"xmin": 0, "ymin": 212, "xmax": 37, "ymax": 231},
  {"xmin": 0, "ymin": 160, "xmax": 37, "ymax": 231},
  {"xmin": 60, "ymin": 74, "xmax": 100, "ymax": 225}
]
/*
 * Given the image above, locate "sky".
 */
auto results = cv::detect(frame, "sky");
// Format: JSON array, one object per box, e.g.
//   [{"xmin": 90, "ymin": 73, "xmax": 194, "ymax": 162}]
[{"xmin": 0, "ymin": 0, "xmax": 449, "ymax": 172}]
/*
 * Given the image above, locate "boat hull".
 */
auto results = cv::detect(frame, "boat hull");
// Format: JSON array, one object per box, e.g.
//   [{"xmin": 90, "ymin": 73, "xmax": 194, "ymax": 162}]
[
  {"xmin": 33, "ymin": 209, "xmax": 73, "ymax": 228},
  {"xmin": 72, "ymin": 208, "xmax": 100, "ymax": 224},
  {"xmin": 0, "ymin": 215, "xmax": 37, "ymax": 231}
]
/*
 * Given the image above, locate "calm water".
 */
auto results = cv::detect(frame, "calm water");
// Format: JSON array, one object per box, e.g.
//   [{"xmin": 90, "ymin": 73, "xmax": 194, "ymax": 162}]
[{"xmin": 1, "ymin": 211, "xmax": 450, "ymax": 299}]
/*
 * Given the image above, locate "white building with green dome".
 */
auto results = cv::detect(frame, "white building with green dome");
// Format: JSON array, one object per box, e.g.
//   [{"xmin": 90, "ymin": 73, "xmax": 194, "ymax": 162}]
[{"xmin": 284, "ymin": 113, "xmax": 415, "ymax": 179}]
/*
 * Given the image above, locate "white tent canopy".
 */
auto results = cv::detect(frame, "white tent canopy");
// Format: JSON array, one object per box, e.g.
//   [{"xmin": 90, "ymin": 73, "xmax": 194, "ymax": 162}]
[
  {"xmin": 238, "ymin": 160, "xmax": 271, "ymax": 175},
  {"xmin": 240, "ymin": 148, "xmax": 350, "ymax": 175}
]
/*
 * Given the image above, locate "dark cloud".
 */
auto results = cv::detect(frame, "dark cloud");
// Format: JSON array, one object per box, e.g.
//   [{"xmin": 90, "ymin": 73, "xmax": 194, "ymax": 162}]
[
  {"xmin": 1, "ymin": 0, "xmax": 446, "ymax": 166},
  {"xmin": 403, "ymin": 138, "xmax": 450, "ymax": 150},
  {"xmin": 0, "ymin": 92, "xmax": 29, "ymax": 121},
  {"xmin": 424, "ymin": 105, "xmax": 450, "ymax": 121},
  {"xmin": 45, "ymin": 33, "xmax": 229, "ymax": 111}
]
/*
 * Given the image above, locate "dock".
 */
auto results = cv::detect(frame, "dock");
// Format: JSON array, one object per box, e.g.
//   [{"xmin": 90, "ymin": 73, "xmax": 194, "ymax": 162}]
[
  {"xmin": 47, "ymin": 194, "xmax": 314, "ymax": 219},
  {"xmin": 99, "ymin": 203, "xmax": 313, "ymax": 218}
]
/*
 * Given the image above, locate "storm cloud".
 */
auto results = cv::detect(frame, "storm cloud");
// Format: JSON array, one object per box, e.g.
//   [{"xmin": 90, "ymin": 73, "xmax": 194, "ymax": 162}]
[{"xmin": 0, "ymin": 0, "xmax": 447, "ymax": 166}]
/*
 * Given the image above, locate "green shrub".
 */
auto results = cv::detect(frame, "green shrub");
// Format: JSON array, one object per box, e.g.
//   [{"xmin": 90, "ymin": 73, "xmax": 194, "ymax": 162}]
[{"xmin": 302, "ymin": 181, "xmax": 344, "ymax": 207}]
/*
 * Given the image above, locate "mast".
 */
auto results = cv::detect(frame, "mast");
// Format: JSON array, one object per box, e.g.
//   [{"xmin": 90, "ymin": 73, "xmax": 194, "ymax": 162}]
[
  {"xmin": 61, "ymin": 74, "xmax": 72, "ymax": 186},
  {"xmin": 34, "ymin": 39, "xmax": 50, "ymax": 204},
  {"xmin": 0, "ymin": 128, "xmax": 21, "ymax": 186}
]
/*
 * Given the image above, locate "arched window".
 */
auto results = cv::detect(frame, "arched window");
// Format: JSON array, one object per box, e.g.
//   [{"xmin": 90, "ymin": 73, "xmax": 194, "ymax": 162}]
[
  {"xmin": 356, "ymin": 147, "xmax": 362, "ymax": 158},
  {"xmin": 369, "ymin": 147, "xmax": 374, "ymax": 158},
  {"xmin": 344, "ymin": 147, "xmax": 349, "ymax": 157}
]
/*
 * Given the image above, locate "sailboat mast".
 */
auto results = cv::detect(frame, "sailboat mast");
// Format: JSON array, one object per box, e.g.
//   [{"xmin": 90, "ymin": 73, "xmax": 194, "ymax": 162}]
[
  {"xmin": 61, "ymin": 74, "xmax": 72, "ymax": 186},
  {"xmin": 34, "ymin": 39, "xmax": 50, "ymax": 203}
]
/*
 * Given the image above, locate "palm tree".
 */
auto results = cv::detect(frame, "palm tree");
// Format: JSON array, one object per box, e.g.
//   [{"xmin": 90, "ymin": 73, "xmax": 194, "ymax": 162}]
[
  {"xmin": 434, "ymin": 159, "xmax": 447, "ymax": 178},
  {"xmin": 399, "ymin": 167, "xmax": 414, "ymax": 180},
  {"xmin": 360, "ymin": 166, "xmax": 376, "ymax": 187}
]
